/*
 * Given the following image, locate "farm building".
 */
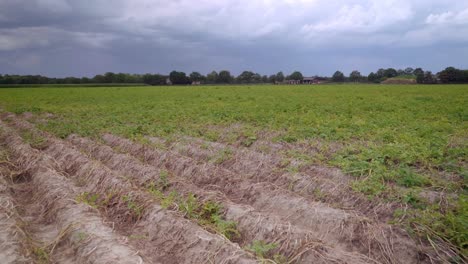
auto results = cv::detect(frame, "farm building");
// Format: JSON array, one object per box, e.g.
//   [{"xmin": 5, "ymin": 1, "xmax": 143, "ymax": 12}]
[{"xmin": 285, "ymin": 77, "xmax": 322, "ymax": 84}]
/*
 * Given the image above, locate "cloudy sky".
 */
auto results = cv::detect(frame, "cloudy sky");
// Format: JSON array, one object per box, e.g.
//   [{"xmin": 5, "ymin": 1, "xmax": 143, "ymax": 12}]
[{"xmin": 1, "ymin": 0, "xmax": 467, "ymax": 77}]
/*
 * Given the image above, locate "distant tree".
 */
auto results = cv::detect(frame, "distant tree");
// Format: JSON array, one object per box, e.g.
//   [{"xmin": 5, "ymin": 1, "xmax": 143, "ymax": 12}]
[
  {"xmin": 376, "ymin": 68, "xmax": 386, "ymax": 79},
  {"xmin": 103, "ymin": 72, "xmax": 116, "ymax": 83},
  {"xmin": 93, "ymin": 74, "xmax": 105, "ymax": 83},
  {"xmin": 289, "ymin": 71, "xmax": 303, "ymax": 81},
  {"xmin": 262, "ymin": 75, "xmax": 268, "ymax": 83},
  {"xmin": 275, "ymin": 72, "xmax": 285, "ymax": 82},
  {"xmin": 189, "ymin": 72, "xmax": 204, "ymax": 83},
  {"xmin": 332, "ymin": 71, "xmax": 345, "ymax": 82},
  {"xmin": 268, "ymin": 74, "xmax": 276, "ymax": 83},
  {"xmin": 384, "ymin": 68, "xmax": 398, "ymax": 78},
  {"xmin": 218, "ymin": 70, "xmax": 233, "ymax": 83},
  {"xmin": 423, "ymin": 71, "xmax": 436, "ymax": 84},
  {"xmin": 237, "ymin": 71, "xmax": 255, "ymax": 83},
  {"xmin": 206, "ymin": 71, "xmax": 219, "ymax": 84},
  {"xmin": 143, "ymin": 74, "xmax": 167, "ymax": 85},
  {"xmin": 252, "ymin": 73, "xmax": 262, "ymax": 83},
  {"xmin": 413, "ymin": 68, "xmax": 424, "ymax": 76},
  {"xmin": 368, "ymin": 72, "xmax": 379, "ymax": 83},
  {"xmin": 438, "ymin": 67, "xmax": 459, "ymax": 83},
  {"xmin": 397, "ymin": 69, "xmax": 405, "ymax": 76},
  {"xmin": 404, "ymin": 67, "xmax": 414, "ymax": 75},
  {"xmin": 349, "ymin": 70, "xmax": 362, "ymax": 82},
  {"xmin": 169, "ymin": 71, "xmax": 190, "ymax": 85}
]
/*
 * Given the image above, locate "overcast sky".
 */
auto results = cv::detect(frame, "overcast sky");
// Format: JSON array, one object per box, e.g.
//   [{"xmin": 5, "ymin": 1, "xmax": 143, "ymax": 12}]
[{"xmin": 1, "ymin": 0, "xmax": 467, "ymax": 77}]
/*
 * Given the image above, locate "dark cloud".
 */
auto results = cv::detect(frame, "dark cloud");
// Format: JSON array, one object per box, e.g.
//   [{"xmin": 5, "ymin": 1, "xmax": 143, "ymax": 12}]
[{"xmin": 0, "ymin": 0, "xmax": 467, "ymax": 77}]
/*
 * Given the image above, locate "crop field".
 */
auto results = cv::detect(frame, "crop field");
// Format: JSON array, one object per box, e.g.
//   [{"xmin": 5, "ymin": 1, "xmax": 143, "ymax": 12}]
[{"xmin": 0, "ymin": 84, "xmax": 466, "ymax": 263}]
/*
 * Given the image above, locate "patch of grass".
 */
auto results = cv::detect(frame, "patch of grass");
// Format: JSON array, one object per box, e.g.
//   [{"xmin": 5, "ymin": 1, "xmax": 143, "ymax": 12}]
[
  {"xmin": 33, "ymin": 247, "xmax": 50, "ymax": 264},
  {"xmin": 245, "ymin": 240, "xmax": 278, "ymax": 259},
  {"xmin": 122, "ymin": 194, "xmax": 143, "ymax": 218},
  {"xmin": 396, "ymin": 167, "xmax": 431, "ymax": 187},
  {"xmin": 76, "ymin": 192, "xmax": 99, "ymax": 208},
  {"xmin": 212, "ymin": 148, "xmax": 233, "ymax": 164},
  {"xmin": 147, "ymin": 182, "xmax": 240, "ymax": 240},
  {"xmin": 20, "ymin": 130, "xmax": 48, "ymax": 150}
]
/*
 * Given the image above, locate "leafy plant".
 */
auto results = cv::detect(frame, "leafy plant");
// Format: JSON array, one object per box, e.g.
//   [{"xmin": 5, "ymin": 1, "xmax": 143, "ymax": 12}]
[
  {"xmin": 179, "ymin": 193, "xmax": 200, "ymax": 219},
  {"xmin": 122, "ymin": 194, "xmax": 143, "ymax": 217},
  {"xmin": 245, "ymin": 240, "xmax": 278, "ymax": 259},
  {"xmin": 76, "ymin": 192, "xmax": 99, "ymax": 208}
]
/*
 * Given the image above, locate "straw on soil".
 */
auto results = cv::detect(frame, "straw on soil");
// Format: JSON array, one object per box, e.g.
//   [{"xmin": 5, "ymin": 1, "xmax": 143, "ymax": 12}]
[
  {"xmin": 1, "ymin": 119, "xmax": 257, "ymax": 264},
  {"xmin": 101, "ymin": 133, "xmax": 431, "ymax": 264},
  {"xmin": 0, "ymin": 125, "xmax": 145, "ymax": 264},
  {"xmin": 68, "ymin": 134, "xmax": 380, "ymax": 264}
]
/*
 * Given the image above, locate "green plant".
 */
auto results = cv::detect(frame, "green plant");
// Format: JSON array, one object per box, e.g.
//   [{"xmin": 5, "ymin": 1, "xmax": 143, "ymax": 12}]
[
  {"xmin": 210, "ymin": 214, "xmax": 239, "ymax": 240},
  {"xmin": 33, "ymin": 247, "xmax": 50, "ymax": 264},
  {"xmin": 396, "ymin": 167, "xmax": 430, "ymax": 187},
  {"xmin": 158, "ymin": 170, "xmax": 169, "ymax": 190},
  {"xmin": 122, "ymin": 194, "xmax": 143, "ymax": 217},
  {"xmin": 245, "ymin": 240, "xmax": 278, "ymax": 259},
  {"xmin": 212, "ymin": 148, "xmax": 233, "ymax": 164},
  {"xmin": 21, "ymin": 130, "xmax": 47, "ymax": 150},
  {"xmin": 160, "ymin": 191, "xmax": 178, "ymax": 209},
  {"xmin": 76, "ymin": 192, "xmax": 99, "ymax": 208},
  {"xmin": 179, "ymin": 193, "xmax": 200, "ymax": 219}
]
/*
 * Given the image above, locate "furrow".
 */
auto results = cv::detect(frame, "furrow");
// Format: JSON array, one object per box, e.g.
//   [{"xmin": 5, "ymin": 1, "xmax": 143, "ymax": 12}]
[
  {"xmin": 68, "ymin": 134, "xmax": 378, "ymax": 264},
  {"xmin": 2, "ymin": 118, "xmax": 257, "ymax": 264},
  {"xmin": 161, "ymin": 136, "xmax": 398, "ymax": 219},
  {"xmin": 0, "ymin": 166, "xmax": 32, "ymax": 263},
  {"xmin": 102, "ymin": 133, "xmax": 429, "ymax": 264},
  {"xmin": 0, "ymin": 126, "xmax": 145, "ymax": 264}
]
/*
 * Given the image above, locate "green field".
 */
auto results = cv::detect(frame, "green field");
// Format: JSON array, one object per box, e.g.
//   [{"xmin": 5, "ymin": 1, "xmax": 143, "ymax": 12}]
[{"xmin": 0, "ymin": 84, "xmax": 467, "ymax": 255}]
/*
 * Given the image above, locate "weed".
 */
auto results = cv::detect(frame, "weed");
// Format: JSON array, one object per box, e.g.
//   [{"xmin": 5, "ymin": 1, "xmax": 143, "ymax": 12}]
[
  {"xmin": 122, "ymin": 194, "xmax": 143, "ymax": 217},
  {"xmin": 245, "ymin": 240, "xmax": 278, "ymax": 259},
  {"xmin": 160, "ymin": 191, "xmax": 178, "ymax": 209},
  {"xmin": 158, "ymin": 170, "xmax": 169, "ymax": 190},
  {"xmin": 240, "ymin": 136, "xmax": 257, "ymax": 147},
  {"xmin": 179, "ymin": 193, "xmax": 200, "ymax": 219},
  {"xmin": 212, "ymin": 148, "xmax": 233, "ymax": 164},
  {"xmin": 396, "ymin": 167, "xmax": 430, "ymax": 187},
  {"xmin": 20, "ymin": 130, "xmax": 47, "ymax": 150},
  {"xmin": 74, "ymin": 232, "xmax": 88, "ymax": 243},
  {"xmin": 33, "ymin": 247, "xmax": 50, "ymax": 264},
  {"xmin": 76, "ymin": 192, "xmax": 99, "ymax": 208}
]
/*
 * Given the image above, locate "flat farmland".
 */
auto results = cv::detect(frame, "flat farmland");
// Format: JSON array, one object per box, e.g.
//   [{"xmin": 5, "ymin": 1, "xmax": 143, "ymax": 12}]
[{"xmin": 0, "ymin": 84, "xmax": 466, "ymax": 263}]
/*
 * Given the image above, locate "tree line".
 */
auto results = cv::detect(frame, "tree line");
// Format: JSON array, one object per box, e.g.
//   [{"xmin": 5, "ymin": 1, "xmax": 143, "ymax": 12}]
[
  {"xmin": 1, "ymin": 67, "xmax": 467, "ymax": 85},
  {"xmin": 332, "ymin": 67, "xmax": 468, "ymax": 84}
]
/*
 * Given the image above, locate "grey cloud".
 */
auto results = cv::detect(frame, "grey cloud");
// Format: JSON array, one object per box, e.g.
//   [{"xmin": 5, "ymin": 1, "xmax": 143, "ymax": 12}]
[{"xmin": 0, "ymin": 0, "xmax": 467, "ymax": 77}]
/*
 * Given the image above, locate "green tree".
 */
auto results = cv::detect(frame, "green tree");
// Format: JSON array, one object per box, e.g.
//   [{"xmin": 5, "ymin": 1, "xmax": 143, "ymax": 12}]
[
  {"xmin": 404, "ymin": 67, "xmax": 414, "ymax": 75},
  {"xmin": 169, "ymin": 71, "xmax": 190, "ymax": 85},
  {"xmin": 237, "ymin": 71, "xmax": 255, "ymax": 83},
  {"xmin": 332, "ymin": 71, "xmax": 345, "ymax": 82},
  {"xmin": 349, "ymin": 70, "xmax": 362, "ymax": 82},
  {"xmin": 218, "ymin": 70, "xmax": 233, "ymax": 83},
  {"xmin": 438, "ymin": 67, "xmax": 461, "ymax": 83},
  {"xmin": 268, "ymin": 74, "xmax": 276, "ymax": 83},
  {"xmin": 413, "ymin": 68, "xmax": 424, "ymax": 76},
  {"xmin": 103, "ymin": 72, "xmax": 116, "ymax": 83},
  {"xmin": 368, "ymin": 72, "xmax": 379, "ymax": 83},
  {"xmin": 384, "ymin": 68, "xmax": 398, "ymax": 78},
  {"xmin": 275, "ymin": 72, "xmax": 285, "ymax": 82},
  {"xmin": 288, "ymin": 71, "xmax": 303, "ymax": 81},
  {"xmin": 189, "ymin": 72, "xmax": 204, "ymax": 83},
  {"xmin": 206, "ymin": 71, "xmax": 219, "ymax": 84},
  {"xmin": 423, "ymin": 71, "xmax": 436, "ymax": 84}
]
